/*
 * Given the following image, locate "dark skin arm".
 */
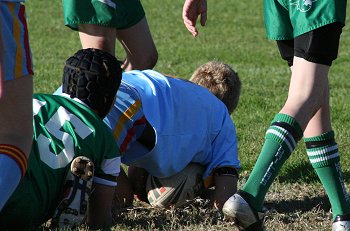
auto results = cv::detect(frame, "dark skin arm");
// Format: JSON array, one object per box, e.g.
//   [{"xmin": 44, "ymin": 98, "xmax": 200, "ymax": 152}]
[
  {"xmin": 212, "ymin": 174, "xmax": 238, "ymax": 209},
  {"xmin": 113, "ymin": 167, "xmax": 134, "ymax": 209},
  {"xmin": 87, "ymin": 182, "xmax": 116, "ymax": 230}
]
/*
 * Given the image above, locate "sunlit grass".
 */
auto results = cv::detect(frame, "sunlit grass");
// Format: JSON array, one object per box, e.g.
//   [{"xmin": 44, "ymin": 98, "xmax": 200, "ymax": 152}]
[{"xmin": 26, "ymin": 0, "xmax": 350, "ymax": 230}]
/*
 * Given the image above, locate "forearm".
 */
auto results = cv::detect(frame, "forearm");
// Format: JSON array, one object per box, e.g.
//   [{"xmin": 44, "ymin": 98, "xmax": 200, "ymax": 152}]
[
  {"xmin": 87, "ymin": 183, "xmax": 115, "ymax": 229},
  {"xmin": 87, "ymin": 212, "xmax": 112, "ymax": 230},
  {"xmin": 212, "ymin": 174, "xmax": 238, "ymax": 210},
  {"xmin": 114, "ymin": 167, "xmax": 134, "ymax": 209}
]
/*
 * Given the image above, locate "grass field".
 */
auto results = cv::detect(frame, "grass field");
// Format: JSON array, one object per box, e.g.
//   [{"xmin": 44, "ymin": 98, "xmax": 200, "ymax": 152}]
[{"xmin": 26, "ymin": 0, "xmax": 350, "ymax": 230}]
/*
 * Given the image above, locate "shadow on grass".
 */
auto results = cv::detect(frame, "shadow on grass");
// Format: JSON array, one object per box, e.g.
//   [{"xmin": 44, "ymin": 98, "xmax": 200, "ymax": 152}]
[
  {"xmin": 277, "ymin": 161, "xmax": 350, "ymax": 184},
  {"xmin": 265, "ymin": 195, "xmax": 331, "ymax": 213}
]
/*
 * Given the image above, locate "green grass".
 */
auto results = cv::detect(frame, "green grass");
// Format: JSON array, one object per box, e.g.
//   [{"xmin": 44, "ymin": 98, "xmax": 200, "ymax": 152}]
[{"xmin": 26, "ymin": 0, "xmax": 350, "ymax": 230}]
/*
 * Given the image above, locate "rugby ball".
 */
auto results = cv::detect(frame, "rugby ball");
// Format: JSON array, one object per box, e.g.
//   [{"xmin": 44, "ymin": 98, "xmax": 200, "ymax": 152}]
[{"xmin": 146, "ymin": 163, "xmax": 205, "ymax": 208}]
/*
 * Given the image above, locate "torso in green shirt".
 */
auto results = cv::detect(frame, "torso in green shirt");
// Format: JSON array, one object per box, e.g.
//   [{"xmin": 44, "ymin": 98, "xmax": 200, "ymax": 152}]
[{"xmin": 0, "ymin": 94, "xmax": 121, "ymax": 229}]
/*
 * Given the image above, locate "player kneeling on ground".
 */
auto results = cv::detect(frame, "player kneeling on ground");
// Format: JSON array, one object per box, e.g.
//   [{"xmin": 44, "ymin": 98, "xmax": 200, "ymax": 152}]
[
  {"xmin": 105, "ymin": 61, "xmax": 241, "ymax": 210},
  {"xmin": 0, "ymin": 48, "xmax": 122, "ymax": 230}
]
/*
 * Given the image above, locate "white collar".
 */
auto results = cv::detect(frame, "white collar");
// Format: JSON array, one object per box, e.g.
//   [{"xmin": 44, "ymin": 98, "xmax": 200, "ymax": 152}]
[{"xmin": 60, "ymin": 93, "xmax": 89, "ymax": 107}]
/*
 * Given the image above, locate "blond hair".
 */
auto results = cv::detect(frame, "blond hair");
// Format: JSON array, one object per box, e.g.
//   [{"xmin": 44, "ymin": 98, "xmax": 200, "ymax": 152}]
[{"xmin": 190, "ymin": 61, "xmax": 241, "ymax": 114}]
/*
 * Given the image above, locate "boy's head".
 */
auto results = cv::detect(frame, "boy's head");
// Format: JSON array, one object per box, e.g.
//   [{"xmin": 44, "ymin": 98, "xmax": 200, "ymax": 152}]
[
  {"xmin": 62, "ymin": 48, "xmax": 122, "ymax": 118},
  {"xmin": 190, "ymin": 61, "xmax": 241, "ymax": 114}
]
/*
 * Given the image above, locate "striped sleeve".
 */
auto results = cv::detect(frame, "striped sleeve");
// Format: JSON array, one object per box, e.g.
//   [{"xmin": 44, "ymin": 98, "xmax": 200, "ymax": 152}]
[{"xmin": 103, "ymin": 85, "xmax": 147, "ymax": 154}]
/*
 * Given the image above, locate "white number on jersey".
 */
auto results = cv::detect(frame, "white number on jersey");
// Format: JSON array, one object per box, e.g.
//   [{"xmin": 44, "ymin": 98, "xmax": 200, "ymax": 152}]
[{"xmin": 33, "ymin": 99, "xmax": 93, "ymax": 169}]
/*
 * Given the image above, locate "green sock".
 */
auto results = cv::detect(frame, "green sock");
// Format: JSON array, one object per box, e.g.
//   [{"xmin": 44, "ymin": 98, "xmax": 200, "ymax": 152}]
[
  {"xmin": 243, "ymin": 114, "xmax": 303, "ymax": 211},
  {"xmin": 304, "ymin": 131, "xmax": 350, "ymax": 219}
]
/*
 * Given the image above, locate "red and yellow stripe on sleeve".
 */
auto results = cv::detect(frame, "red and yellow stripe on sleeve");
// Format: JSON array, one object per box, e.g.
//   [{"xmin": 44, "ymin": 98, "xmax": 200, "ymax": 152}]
[
  {"xmin": 0, "ymin": 144, "xmax": 28, "ymax": 177},
  {"xmin": 113, "ymin": 99, "xmax": 142, "ymax": 141}
]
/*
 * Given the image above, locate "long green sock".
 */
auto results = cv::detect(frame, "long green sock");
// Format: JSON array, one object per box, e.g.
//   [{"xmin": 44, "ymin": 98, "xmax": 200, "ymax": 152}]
[
  {"xmin": 304, "ymin": 131, "xmax": 350, "ymax": 219},
  {"xmin": 242, "ymin": 113, "xmax": 303, "ymax": 211}
]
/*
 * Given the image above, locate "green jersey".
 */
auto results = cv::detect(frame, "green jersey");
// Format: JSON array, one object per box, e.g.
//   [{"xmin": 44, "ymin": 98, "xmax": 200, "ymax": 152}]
[{"xmin": 0, "ymin": 94, "xmax": 121, "ymax": 229}]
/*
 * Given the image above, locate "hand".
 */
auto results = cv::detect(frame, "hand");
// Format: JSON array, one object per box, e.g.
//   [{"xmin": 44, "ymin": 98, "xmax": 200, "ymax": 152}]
[{"xmin": 182, "ymin": 0, "xmax": 207, "ymax": 37}]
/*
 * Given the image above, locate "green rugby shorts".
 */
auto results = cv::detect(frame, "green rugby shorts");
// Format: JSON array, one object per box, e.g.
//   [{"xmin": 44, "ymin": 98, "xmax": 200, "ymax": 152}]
[
  {"xmin": 264, "ymin": 0, "xmax": 346, "ymax": 40},
  {"xmin": 62, "ymin": 0, "xmax": 145, "ymax": 30}
]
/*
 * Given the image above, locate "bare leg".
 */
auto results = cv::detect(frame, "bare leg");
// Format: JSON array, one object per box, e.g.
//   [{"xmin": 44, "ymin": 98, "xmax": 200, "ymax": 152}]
[
  {"xmin": 78, "ymin": 16, "xmax": 158, "ymax": 71},
  {"xmin": 280, "ymin": 57, "xmax": 330, "ymax": 129},
  {"xmin": 0, "ymin": 2, "xmax": 33, "ymax": 210},
  {"xmin": 0, "ymin": 76, "xmax": 33, "ymax": 210},
  {"xmin": 78, "ymin": 24, "xmax": 117, "ymax": 56},
  {"xmin": 116, "ymin": 17, "xmax": 158, "ymax": 70},
  {"xmin": 0, "ymin": 77, "xmax": 33, "ymax": 153},
  {"xmin": 0, "ymin": 32, "xmax": 3, "ymax": 97},
  {"xmin": 303, "ymin": 83, "xmax": 331, "ymax": 137}
]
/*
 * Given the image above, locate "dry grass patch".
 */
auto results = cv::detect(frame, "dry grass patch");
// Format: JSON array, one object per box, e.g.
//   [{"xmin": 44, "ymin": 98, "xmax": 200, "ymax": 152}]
[{"xmin": 107, "ymin": 174, "xmax": 340, "ymax": 230}]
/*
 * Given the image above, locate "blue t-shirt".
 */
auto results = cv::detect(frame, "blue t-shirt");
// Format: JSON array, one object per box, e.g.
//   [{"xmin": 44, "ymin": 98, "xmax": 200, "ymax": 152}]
[
  {"xmin": 104, "ymin": 70, "xmax": 240, "ymax": 179},
  {"xmin": 55, "ymin": 70, "xmax": 241, "ymax": 179}
]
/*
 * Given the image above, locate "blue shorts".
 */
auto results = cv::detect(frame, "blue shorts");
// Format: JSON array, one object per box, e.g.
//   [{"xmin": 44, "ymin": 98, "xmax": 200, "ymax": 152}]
[{"xmin": 0, "ymin": 2, "xmax": 33, "ymax": 81}]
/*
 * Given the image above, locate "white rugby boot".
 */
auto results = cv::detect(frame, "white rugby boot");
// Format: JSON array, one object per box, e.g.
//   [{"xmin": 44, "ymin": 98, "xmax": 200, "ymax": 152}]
[
  {"xmin": 332, "ymin": 214, "xmax": 350, "ymax": 231},
  {"xmin": 51, "ymin": 156, "xmax": 94, "ymax": 229},
  {"xmin": 223, "ymin": 190, "xmax": 266, "ymax": 231}
]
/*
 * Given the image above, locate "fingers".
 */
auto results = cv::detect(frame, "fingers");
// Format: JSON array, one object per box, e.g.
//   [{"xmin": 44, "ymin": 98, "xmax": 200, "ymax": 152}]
[
  {"xmin": 200, "ymin": 11, "xmax": 207, "ymax": 27},
  {"xmin": 182, "ymin": 3, "xmax": 198, "ymax": 36},
  {"xmin": 182, "ymin": 0, "xmax": 207, "ymax": 37},
  {"xmin": 198, "ymin": 0, "xmax": 207, "ymax": 27},
  {"xmin": 183, "ymin": 19, "xmax": 198, "ymax": 37}
]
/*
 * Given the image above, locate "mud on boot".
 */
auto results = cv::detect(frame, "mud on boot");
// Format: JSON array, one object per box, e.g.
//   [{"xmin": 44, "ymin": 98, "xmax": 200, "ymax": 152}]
[{"xmin": 51, "ymin": 156, "xmax": 94, "ymax": 229}]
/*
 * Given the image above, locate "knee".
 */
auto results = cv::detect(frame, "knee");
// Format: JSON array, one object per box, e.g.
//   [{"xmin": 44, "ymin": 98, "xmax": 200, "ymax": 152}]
[
  {"xmin": 143, "ymin": 50, "xmax": 158, "ymax": 69},
  {"xmin": 124, "ymin": 49, "xmax": 158, "ymax": 70}
]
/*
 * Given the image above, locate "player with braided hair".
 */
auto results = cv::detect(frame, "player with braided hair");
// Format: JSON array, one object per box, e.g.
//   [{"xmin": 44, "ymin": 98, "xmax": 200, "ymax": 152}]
[
  {"xmin": 0, "ymin": 48, "xmax": 122, "ymax": 230},
  {"xmin": 54, "ymin": 60, "xmax": 242, "ymax": 210},
  {"xmin": 62, "ymin": 48, "xmax": 121, "ymax": 118}
]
